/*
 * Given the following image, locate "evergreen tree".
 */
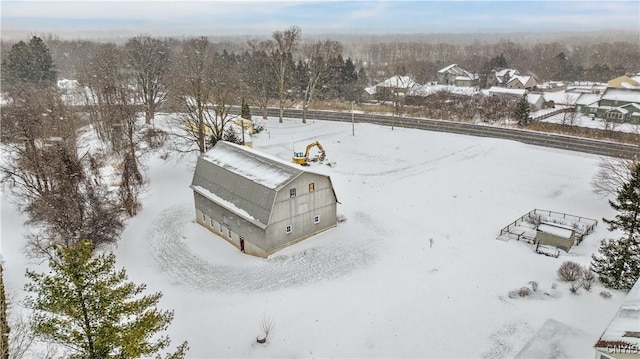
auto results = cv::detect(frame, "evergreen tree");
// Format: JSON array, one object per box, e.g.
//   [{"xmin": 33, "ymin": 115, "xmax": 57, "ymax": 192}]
[
  {"xmin": 0, "ymin": 263, "xmax": 8, "ymax": 359},
  {"xmin": 24, "ymin": 240, "xmax": 188, "ymax": 359},
  {"xmin": 513, "ymin": 94, "xmax": 531, "ymax": 126},
  {"xmin": 592, "ymin": 162, "xmax": 640, "ymax": 290},
  {"xmin": 1, "ymin": 36, "xmax": 57, "ymax": 93},
  {"xmin": 240, "ymin": 98, "xmax": 251, "ymax": 120}
]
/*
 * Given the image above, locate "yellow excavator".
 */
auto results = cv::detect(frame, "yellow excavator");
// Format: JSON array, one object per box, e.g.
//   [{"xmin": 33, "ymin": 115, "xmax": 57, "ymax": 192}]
[{"xmin": 292, "ymin": 141, "xmax": 326, "ymax": 166}]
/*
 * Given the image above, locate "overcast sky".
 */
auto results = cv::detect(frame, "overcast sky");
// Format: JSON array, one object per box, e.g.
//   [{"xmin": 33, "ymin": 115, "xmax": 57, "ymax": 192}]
[{"xmin": 1, "ymin": 0, "xmax": 639, "ymax": 39}]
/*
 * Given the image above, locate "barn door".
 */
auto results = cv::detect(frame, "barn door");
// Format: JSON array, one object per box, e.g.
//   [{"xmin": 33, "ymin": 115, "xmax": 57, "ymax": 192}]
[{"xmin": 240, "ymin": 236, "xmax": 245, "ymax": 253}]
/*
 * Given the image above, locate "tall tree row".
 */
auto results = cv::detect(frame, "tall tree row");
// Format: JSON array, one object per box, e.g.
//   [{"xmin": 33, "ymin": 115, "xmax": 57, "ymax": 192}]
[{"xmin": 1, "ymin": 37, "xmax": 124, "ymax": 256}]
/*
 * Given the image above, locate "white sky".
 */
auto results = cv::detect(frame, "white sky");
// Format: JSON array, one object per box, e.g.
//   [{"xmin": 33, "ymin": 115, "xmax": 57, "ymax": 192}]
[{"xmin": 1, "ymin": 0, "xmax": 639, "ymax": 40}]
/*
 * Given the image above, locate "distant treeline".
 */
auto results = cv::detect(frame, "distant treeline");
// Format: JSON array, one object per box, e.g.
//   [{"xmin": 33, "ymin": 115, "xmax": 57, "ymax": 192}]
[{"xmin": 1, "ymin": 30, "xmax": 638, "ymax": 84}]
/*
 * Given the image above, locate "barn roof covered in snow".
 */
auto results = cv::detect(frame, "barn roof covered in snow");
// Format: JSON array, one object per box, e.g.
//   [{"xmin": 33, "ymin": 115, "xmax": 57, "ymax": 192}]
[{"xmin": 191, "ymin": 141, "xmax": 333, "ymax": 226}]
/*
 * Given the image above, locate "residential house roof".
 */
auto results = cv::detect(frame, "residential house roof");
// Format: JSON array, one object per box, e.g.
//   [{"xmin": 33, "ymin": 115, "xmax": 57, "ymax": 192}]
[
  {"xmin": 494, "ymin": 68, "xmax": 519, "ymax": 83},
  {"xmin": 507, "ymin": 75, "xmax": 535, "ymax": 88},
  {"xmin": 608, "ymin": 75, "xmax": 640, "ymax": 89},
  {"xmin": 485, "ymin": 86, "xmax": 526, "ymax": 97},
  {"xmin": 602, "ymin": 88, "xmax": 640, "ymax": 103},
  {"xmin": 594, "ymin": 278, "xmax": 640, "ymax": 350},
  {"xmin": 375, "ymin": 75, "xmax": 418, "ymax": 89},
  {"xmin": 616, "ymin": 102, "xmax": 640, "ymax": 116},
  {"xmin": 191, "ymin": 141, "xmax": 331, "ymax": 227},
  {"xmin": 409, "ymin": 84, "xmax": 478, "ymax": 97},
  {"xmin": 576, "ymin": 93, "xmax": 601, "ymax": 106},
  {"xmin": 438, "ymin": 64, "xmax": 460, "ymax": 73},
  {"xmin": 527, "ymin": 93, "xmax": 544, "ymax": 106},
  {"xmin": 542, "ymin": 92, "xmax": 581, "ymax": 106}
]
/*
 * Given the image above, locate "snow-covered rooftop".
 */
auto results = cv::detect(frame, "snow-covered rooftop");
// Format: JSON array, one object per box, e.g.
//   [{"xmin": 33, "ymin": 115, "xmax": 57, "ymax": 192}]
[
  {"xmin": 438, "ymin": 63, "xmax": 458, "ymax": 73},
  {"xmin": 576, "ymin": 93, "xmax": 601, "ymax": 106},
  {"xmin": 508, "ymin": 75, "xmax": 533, "ymax": 87},
  {"xmin": 375, "ymin": 75, "xmax": 417, "ymax": 89},
  {"xmin": 595, "ymin": 278, "xmax": 640, "ymax": 349},
  {"xmin": 486, "ymin": 86, "xmax": 526, "ymax": 96},
  {"xmin": 602, "ymin": 88, "xmax": 640, "ymax": 103},
  {"xmin": 537, "ymin": 222, "xmax": 573, "ymax": 239},
  {"xmin": 202, "ymin": 141, "xmax": 302, "ymax": 190},
  {"xmin": 542, "ymin": 92, "xmax": 581, "ymax": 105}
]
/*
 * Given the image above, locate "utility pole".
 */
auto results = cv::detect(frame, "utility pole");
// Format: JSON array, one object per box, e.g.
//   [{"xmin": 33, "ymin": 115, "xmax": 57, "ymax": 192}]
[
  {"xmin": 241, "ymin": 121, "xmax": 245, "ymax": 146},
  {"xmin": 351, "ymin": 101, "xmax": 355, "ymax": 136}
]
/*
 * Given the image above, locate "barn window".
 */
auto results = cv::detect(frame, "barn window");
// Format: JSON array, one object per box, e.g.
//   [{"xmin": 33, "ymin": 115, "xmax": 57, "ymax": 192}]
[
  {"xmin": 219, "ymin": 224, "xmax": 223, "ymax": 233},
  {"xmin": 290, "ymin": 188, "xmax": 296, "ymax": 198},
  {"xmin": 201, "ymin": 213, "xmax": 206, "ymax": 222},
  {"xmin": 286, "ymin": 225, "xmax": 292, "ymax": 234},
  {"xmin": 210, "ymin": 218, "xmax": 214, "ymax": 227},
  {"xmin": 309, "ymin": 183, "xmax": 315, "ymax": 192},
  {"xmin": 314, "ymin": 215, "xmax": 320, "ymax": 224}
]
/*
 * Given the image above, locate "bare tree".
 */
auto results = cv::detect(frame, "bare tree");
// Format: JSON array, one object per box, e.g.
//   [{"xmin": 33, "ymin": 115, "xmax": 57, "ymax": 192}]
[
  {"xmin": 78, "ymin": 43, "xmax": 133, "ymax": 153},
  {"xmin": 591, "ymin": 157, "xmax": 637, "ymax": 198},
  {"xmin": 272, "ymin": 26, "xmax": 301, "ymax": 123},
  {"xmin": 560, "ymin": 93, "xmax": 577, "ymax": 126},
  {"xmin": 78, "ymin": 42, "xmax": 147, "ymax": 216},
  {"xmin": 299, "ymin": 40, "xmax": 343, "ymax": 123},
  {"xmin": 169, "ymin": 37, "xmax": 239, "ymax": 153},
  {"xmin": 244, "ymin": 40, "xmax": 278, "ymax": 119},
  {"xmin": 125, "ymin": 35, "xmax": 171, "ymax": 125}
]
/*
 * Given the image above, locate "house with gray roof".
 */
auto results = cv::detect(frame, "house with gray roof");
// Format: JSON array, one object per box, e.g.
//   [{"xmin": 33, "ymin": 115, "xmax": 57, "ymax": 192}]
[{"xmin": 190, "ymin": 141, "xmax": 338, "ymax": 257}]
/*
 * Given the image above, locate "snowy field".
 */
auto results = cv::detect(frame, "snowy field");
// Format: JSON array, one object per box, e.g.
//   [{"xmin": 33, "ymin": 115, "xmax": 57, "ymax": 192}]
[{"xmin": 1, "ymin": 114, "xmax": 631, "ymax": 358}]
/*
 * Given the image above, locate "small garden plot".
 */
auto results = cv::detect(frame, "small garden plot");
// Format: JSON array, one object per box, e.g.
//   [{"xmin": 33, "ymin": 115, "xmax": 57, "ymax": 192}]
[{"xmin": 497, "ymin": 209, "xmax": 598, "ymax": 252}]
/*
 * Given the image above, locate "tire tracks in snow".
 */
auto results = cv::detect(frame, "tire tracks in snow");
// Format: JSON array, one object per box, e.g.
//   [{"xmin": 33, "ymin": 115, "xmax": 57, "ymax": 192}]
[{"xmin": 147, "ymin": 205, "xmax": 382, "ymax": 292}]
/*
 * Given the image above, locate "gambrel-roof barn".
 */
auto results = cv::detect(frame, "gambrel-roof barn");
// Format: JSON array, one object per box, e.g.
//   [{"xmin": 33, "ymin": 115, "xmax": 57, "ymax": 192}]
[{"xmin": 190, "ymin": 141, "xmax": 338, "ymax": 257}]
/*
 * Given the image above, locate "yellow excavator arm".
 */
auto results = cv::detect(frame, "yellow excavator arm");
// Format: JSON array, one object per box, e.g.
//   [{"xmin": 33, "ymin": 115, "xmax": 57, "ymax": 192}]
[{"xmin": 292, "ymin": 141, "xmax": 326, "ymax": 165}]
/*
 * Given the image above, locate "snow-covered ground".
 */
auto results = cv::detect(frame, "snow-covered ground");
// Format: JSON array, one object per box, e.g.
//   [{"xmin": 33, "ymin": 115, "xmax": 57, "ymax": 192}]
[{"xmin": 1, "ymin": 114, "xmax": 631, "ymax": 358}]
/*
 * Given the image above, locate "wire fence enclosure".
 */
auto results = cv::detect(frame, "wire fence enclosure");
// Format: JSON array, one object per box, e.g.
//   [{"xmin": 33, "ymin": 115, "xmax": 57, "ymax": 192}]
[{"xmin": 497, "ymin": 209, "xmax": 598, "ymax": 248}]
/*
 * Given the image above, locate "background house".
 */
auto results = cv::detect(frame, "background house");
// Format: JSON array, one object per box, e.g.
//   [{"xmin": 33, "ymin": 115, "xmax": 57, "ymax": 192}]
[
  {"xmin": 506, "ymin": 75, "xmax": 537, "ymax": 90},
  {"xmin": 373, "ymin": 75, "xmax": 418, "ymax": 102},
  {"xmin": 608, "ymin": 74, "xmax": 640, "ymax": 89},
  {"xmin": 190, "ymin": 141, "xmax": 338, "ymax": 257},
  {"xmin": 597, "ymin": 88, "xmax": 640, "ymax": 123},
  {"xmin": 487, "ymin": 68, "xmax": 520, "ymax": 87},
  {"xmin": 437, "ymin": 64, "xmax": 477, "ymax": 87}
]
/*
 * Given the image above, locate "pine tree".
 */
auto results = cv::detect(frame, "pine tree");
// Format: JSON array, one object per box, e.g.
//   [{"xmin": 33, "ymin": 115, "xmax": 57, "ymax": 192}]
[
  {"xmin": 0, "ymin": 263, "xmax": 9, "ymax": 359},
  {"xmin": 24, "ymin": 241, "xmax": 188, "ymax": 358},
  {"xmin": 591, "ymin": 162, "xmax": 640, "ymax": 290},
  {"xmin": 240, "ymin": 98, "xmax": 251, "ymax": 120},
  {"xmin": 513, "ymin": 94, "xmax": 531, "ymax": 126},
  {"xmin": 1, "ymin": 36, "xmax": 57, "ymax": 92}
]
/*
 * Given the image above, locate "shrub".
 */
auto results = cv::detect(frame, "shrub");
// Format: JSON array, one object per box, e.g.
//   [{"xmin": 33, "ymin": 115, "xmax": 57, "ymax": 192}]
[
  {"xmin": 518, "ymin": 287, "xmax": 532, "ymax": 297},
  {"xmin": 252, "ymin": 119, "xmax": 265, "ymax": 134},
  {"xmin": 600, "ymin": 290, "xmax": 612, "ymax": 299},
  {"xmin": 557, "ymin": 261, "xmax": 583, "ymax": 282},
  {"xmin": 569, "ymin": 282, "xmax": 581, "ymax": 294},
  {"xmin": 581, "ymin": 268, "xmax": 596, "ymax": 291},
  {"xmin": 528, "ymin": 281, "xmax": 539, "ymax": 292},
  {"xmin": 143, "ymin": 128, "xmax": 167, "ymax": 149}
]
